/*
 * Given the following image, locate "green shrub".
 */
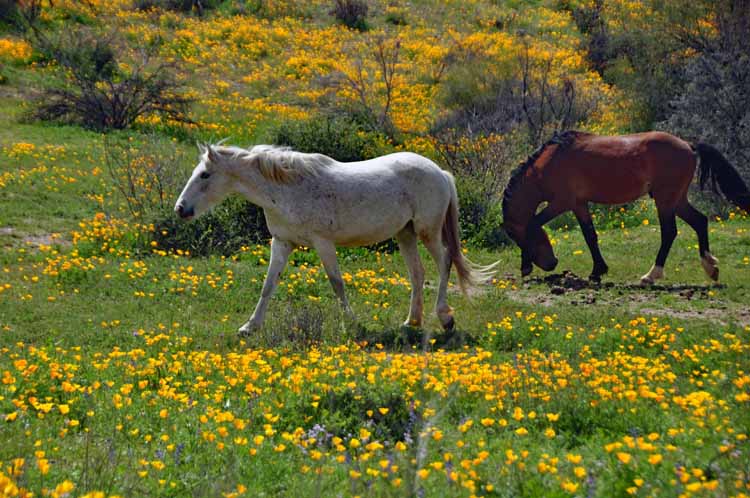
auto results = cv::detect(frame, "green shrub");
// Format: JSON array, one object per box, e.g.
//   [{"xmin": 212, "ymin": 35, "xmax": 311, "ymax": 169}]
[
  {"xmin": 133, "ymin": 0, "xmax": 225, "ymax": 15},
  {"xmin": 0, "ymin": 0, "xmax": 17, "ymax": 23},
  {"xmin": 329, "ymin": 0, "xmax": 368, "ymax": 31},
  {"xmin": 384, "ymin": 6, "xmax": 407, "ymax": 25},
  {"xmin": 454, "ymin": 175, "xmax": 510, "ymax": 248},
  {"xmin": 270, "ymin": 115, "xmax": 393, "ymax": 162},
  {"xmin": 151, "ymin": 196, "xmax": 270, "ymax": 257}
]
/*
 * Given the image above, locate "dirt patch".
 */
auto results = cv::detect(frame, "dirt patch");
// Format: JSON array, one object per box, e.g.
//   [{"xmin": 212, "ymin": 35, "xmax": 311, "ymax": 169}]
[
  {"xmin": 1, "ymin": 227, "xmax": 67, "ymax": 248},
  {"xmin": 525, "ymin": 269, "xmax": 726, "ymax": 296},
  {"xmin": 638, "ymin": 306, "xmax": 750, "ymax": 328},
  {"xmin": 506, "ymin": 269, "xmax": 748, "ymax": 327}
]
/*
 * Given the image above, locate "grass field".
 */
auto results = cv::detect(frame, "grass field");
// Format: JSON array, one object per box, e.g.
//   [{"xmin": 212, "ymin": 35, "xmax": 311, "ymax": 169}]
[
  {"xmin": 2, "ymin": 1, "xmax": 750, "ymax": 496},
  {"xmin": 2, "ymin": 99, "xmax": 750, "ymax": 497}
]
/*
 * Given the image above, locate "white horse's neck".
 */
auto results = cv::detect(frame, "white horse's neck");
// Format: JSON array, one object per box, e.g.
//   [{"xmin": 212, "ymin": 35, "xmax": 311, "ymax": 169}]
[
  {"xmin": 225, "ymin": 158, "xmax": 288, "ymax": 211},
  {"xmin": 218, "ymin": 145, "xmax": 335, "ymax": 213}
]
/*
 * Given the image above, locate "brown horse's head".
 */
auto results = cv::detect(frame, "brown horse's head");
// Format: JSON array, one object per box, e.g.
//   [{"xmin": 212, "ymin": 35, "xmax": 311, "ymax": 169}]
[
  {"xmin": 504, "ymin": 221, "xmax": 558, "ymax": 271},
  {"xmin": 529, "ymin": 225, "xmax": 558, "ymax": 271}
]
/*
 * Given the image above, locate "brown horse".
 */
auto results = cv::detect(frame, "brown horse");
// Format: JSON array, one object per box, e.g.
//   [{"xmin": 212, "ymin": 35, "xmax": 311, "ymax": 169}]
[{"xmin": 502, "ymin": 131, "xmax": 750, "ymax": 284}]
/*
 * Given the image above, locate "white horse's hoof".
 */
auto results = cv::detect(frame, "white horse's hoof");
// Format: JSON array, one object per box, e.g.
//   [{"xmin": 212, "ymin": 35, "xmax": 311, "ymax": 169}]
[{"xmin": 238, "ymin": 321, "xmax": 260, "ymax": 337}]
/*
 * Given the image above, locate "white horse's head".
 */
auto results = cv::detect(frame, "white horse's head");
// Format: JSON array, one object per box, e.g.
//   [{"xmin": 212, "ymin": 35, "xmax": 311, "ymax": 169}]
[{"xmin": 175, "ymin": 144, "xmax": 234, "ymax": 220}]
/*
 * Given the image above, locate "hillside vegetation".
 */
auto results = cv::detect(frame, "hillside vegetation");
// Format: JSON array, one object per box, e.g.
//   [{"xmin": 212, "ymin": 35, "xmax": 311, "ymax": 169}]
[{"xmin": 1, "ymin": 1, "xmax": 750, "ymax": 497}]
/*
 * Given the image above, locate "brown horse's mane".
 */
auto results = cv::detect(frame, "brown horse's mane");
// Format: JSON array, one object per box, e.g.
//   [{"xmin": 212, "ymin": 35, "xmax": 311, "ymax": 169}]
[{"xmin": 502, "ymin": 130, "xmax": 585, "ymax": 221}]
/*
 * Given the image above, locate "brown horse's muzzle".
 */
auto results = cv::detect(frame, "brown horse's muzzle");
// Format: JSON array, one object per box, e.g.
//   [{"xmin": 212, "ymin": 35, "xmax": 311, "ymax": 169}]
[
  {"xmin": 535, "ymin": 255, "xmax": 558, "ymax": 272},
  {"xmin": 530, "ymin": 226, "xmax": 557, "ymax": 272}
]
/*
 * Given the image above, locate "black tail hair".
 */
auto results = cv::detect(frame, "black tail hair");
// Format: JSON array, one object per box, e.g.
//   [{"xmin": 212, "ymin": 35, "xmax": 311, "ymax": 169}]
[{"xmin": 695, "ymin": 143, "xmax": 750, "ymax": 213}]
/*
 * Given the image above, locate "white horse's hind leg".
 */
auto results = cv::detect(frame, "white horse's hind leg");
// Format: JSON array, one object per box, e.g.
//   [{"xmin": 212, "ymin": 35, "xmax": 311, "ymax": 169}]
[
  {"xmin": 396, "ymin": 224, "xmax": 425, "ymax": 328},
  {"xmin": 315, "ymin": 239, "xmax": 354, "ymax": 318},
  {"xmin": 421, "ymin": 233, "xmax": 454, "ymax": 331},
  {"xmin": 239, "ymin": 237, "xmax": 293, "ymax": 335}
]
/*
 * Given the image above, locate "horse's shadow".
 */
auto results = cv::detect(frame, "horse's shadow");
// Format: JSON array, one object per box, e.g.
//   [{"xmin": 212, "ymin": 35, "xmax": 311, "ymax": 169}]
[
  {"xmin": 520, "ymin": 270, "xmax": 725, "ymax": 296},
  {"xmin": 354, "ymin": 323, "xmax": 475, "ymax": 351}
]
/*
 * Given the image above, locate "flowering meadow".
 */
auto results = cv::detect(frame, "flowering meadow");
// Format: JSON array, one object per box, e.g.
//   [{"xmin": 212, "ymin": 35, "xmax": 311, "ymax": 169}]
[{"xmin": 2, "ymin": 1, "xmax": 750, "ymax": 497}]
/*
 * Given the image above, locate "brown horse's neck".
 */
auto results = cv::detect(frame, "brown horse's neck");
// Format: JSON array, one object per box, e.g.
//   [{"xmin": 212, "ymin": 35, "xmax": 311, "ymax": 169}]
[{"xmin": 502, "ymin": 180, "xmax": 542, "ymax": 243}]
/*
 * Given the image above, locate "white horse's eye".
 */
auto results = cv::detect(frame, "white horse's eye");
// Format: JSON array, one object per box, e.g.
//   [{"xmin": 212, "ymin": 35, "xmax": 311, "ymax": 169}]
[{"xmin": 200, "ymin": 171, "xmax": 211, "ymax": 179}]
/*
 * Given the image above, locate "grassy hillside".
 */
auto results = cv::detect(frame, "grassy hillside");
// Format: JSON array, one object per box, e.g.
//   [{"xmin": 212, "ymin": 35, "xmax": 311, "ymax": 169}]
[{"xmin": 1, "ymin": 1, "xmax": 750, "ymax": 497}]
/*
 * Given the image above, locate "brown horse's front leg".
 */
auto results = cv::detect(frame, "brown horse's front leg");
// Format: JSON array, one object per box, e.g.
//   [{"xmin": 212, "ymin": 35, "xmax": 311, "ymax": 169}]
[
  {"xmin": 522, "ymin": 205, "xmax": 564, "ymax": 275},
  {"xmin": 521, "ymin": 249, "xmax": 534, "ymax": 277}
]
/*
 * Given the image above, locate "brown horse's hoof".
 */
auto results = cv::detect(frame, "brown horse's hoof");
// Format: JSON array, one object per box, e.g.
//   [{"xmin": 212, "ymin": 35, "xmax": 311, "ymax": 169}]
[
  {"xmin": 590, "ymin": 265, "xmax": 608, "ymax": 282},
  {"xmin": 710, "ymin": 267, "xmax": 719, "ymax": 282},
  {"xmin": 521, "ymin": 265, "xmax": 533, "ymax": 277}
]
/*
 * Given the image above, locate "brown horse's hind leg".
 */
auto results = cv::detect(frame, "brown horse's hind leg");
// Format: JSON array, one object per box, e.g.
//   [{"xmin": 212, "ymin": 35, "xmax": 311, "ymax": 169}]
[
  {"xmin": 676, "ymin": 200, "xmax": 719, "ymax": 281},
  {"xmin": 572, "ymin": 203, "xmax": 608, "ymax": 281},
  {"xmin": 641, "ymin": 205, "xmax": 678, "ymax": 285}
]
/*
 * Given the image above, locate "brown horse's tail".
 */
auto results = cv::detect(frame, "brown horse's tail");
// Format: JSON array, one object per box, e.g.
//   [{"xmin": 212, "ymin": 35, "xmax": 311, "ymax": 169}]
[
  {"xmin": 442, "ymin": 172, "xmax": 499, "ymax": 295},
  {"xmin": 694, "ymin": 143, "xmax": 750, "ymax": 213}
]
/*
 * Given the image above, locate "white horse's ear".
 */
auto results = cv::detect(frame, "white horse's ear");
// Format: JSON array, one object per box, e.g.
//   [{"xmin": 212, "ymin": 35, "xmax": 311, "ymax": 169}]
[
  {"xmin": 197, "ymin": 142, "xmax": 207, "ymax": 155},
  {"xmin": 207, "ymin": 145, "xmax": 221, "ymax": 164}
]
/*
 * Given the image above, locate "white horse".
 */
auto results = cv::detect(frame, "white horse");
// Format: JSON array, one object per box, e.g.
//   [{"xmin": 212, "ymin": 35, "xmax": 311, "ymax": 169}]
[{"xmin": 175, "ymin": 144, "xmax": 495, "ymax": 335}]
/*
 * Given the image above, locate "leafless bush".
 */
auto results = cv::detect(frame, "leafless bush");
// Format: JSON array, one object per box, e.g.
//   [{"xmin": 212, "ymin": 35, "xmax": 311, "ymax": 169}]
[
  {"xmin": 437, "ymin": 40, "xmax": 599, "ymax": 147},
  {"xmin": 663, "ymin": 1, "xmax": 750, "ymax": 174},
  {"xmin": 30, "ymin": 29, "xmax": 193, "ymax": 131},
  {"xmin": 434, "ymin": 130, "xmax": 521, "ymax": 199},
  {"xmin": 519, "ymin": 43, "xmax": 595, "ymax": 146},
  {"xmin": 103, "ymin": 134, "xmax": 189, "ymax": 219},
  {"xmin": 433, "ymin": 130, "xmax": 524, "ymax": 246},
  {"xmin": 335, "ymin": 36, "xmax": 400, "ymax": 138},
  {"xmin": 330, "ymin": 0, "xmax": 368, "ymax": 31}
]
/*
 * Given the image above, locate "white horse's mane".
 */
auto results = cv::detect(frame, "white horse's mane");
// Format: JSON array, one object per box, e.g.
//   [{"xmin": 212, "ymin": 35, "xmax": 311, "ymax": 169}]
[{"xmin": 213, "ymin": 144, "xmax": 334, "ymax": 184}]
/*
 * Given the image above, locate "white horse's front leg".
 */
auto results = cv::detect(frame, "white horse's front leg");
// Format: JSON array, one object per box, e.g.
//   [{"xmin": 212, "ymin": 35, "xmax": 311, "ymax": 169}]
[
  {"xmin": 315, "ymin": 239, "xmax": 354, "ymax": 318},
  {"xmin": 239, "ymin": 237, "xmax": 293, "ymax": 336}
]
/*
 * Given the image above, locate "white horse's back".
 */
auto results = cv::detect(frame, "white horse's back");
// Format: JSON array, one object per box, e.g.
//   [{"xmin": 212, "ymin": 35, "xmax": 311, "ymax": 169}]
[{"xmin": 296, "ymin": 152, "xmax": 452, "ymax": 246}]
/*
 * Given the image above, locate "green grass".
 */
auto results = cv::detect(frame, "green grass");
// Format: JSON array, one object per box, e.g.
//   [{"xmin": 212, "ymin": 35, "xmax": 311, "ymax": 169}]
[
  {"xmin": 2, "ymin": 4, "xmax": 750, "ymax": 494},
  {"xmin": 2, "ymin": 112, "xmax": 749, "ymax": 497}
]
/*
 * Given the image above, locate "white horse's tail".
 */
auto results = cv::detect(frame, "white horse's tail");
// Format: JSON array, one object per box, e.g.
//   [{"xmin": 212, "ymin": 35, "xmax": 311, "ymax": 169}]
[{"xmin": 442, "ymin": 173, "xmax": 499, "ymax": 295}]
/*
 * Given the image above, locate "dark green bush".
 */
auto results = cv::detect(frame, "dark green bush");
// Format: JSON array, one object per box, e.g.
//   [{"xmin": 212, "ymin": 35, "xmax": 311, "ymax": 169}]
[
  {"xmin": 384, "ymin": 6, "xmax": 407, "ymax": 26},
  {"xmin": 152, "ymin": 196, "xmax": 270, "ymax": 257},
  {"xmin": 133, "ymin": 0, "xmax": 225, "ymax": 15},
  {"xmin": 270, "ymin": 115, "xmax": 392, "ymax": 162},
  {"xmin": 283, "ymin": 386, "xmax": 412, "ymax": 442},
  {"xmin": 454, "ymin": 175, "xmax": 510, "ymax": 249},
  {"xmin": 0, "ymin": 0, "xmax": 17, "ymax": 22},
  {"xmin": 329, "ymin": 0, "xmax": 368, "ymax": 31}
]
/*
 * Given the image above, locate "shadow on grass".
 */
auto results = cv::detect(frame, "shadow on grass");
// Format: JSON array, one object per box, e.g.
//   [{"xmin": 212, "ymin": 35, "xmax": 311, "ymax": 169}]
[
  {"xmin": 354, "ymin": 323, "xmax": 477, "ymax": 351},
  {"xmin": 525, "ymin": 270, "xmax": 725, "ymax": 295}
]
